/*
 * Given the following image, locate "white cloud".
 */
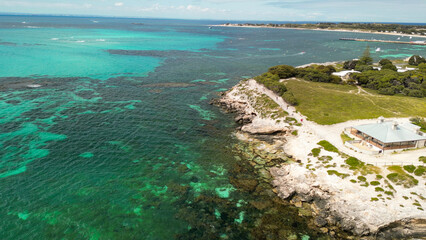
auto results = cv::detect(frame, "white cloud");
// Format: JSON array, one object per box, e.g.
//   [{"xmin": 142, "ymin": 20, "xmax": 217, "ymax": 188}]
[{"xmin": 114, "ymin": 2, "xmax": 124, "ymax": 7}]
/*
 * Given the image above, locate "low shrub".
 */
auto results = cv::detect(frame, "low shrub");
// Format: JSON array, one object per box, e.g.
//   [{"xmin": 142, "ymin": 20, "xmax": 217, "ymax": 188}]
[
  {"xmin": 327, "ymin": 170, "xmax": 349, "ymax": 179},
  {"xmin": 414, "ymin": 166, "xmax": 425, "ymax": 176},
  {"xmin": 311, "ymin": 148, "xmax": 321, "ymax": 157},
  {"xmin": 357, "ymin": 176, "xmax": 367, "ymax": 182},
  {"xmin": 403, "ymin": 165, "xmax": 416, "ymax": 173},
  {"xmin": 375, "ymin": 187, "xmax": 384, "ymax": 192},
  {"xmin": 317, "ymin": 140, "xmax": 339, "ymax": 153},
  {"xmin": 387, "ymin": 172, "xmax": 418, "ymax": 188},
  {"xmin": 370, "ymin": 181, "xmax": 380, "ymax": 186}
]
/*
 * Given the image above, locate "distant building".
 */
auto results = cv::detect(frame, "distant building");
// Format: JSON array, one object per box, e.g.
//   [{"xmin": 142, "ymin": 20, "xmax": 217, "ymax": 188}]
[
  {"xmin": 345, "ymin": 117, "xmax": 426, "ymax": 153},
  {"xmin": 332, "ymin": 70, "xmax": 360, "ymax": 80}
]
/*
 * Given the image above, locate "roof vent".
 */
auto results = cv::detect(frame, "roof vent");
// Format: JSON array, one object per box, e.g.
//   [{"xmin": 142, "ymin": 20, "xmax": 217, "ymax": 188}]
[
  {"xmin": 378, "ymin": 116, "xmax": 385, "ymax": 123},
  {"xmin": 392, "ymin": 122, "xmax": 398, "ymax": 130}
]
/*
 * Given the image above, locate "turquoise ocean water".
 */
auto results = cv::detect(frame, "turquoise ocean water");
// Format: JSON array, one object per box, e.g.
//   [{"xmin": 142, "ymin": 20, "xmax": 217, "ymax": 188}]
[{"xmin": 1, "ymin": 16, "xmax": 425, "ymax": 239}]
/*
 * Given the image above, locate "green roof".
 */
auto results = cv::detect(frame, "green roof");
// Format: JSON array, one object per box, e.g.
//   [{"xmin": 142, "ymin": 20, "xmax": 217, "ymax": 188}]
[{"xmin": 353, "ymin": 121, "xmax": 426, "ymax": 143}]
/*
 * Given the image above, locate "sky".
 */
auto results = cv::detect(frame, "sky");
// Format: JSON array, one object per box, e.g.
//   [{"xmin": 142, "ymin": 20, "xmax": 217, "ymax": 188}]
[{"xmin": 0, "ymin": 0, "xmax": 425, "ymax": 23}]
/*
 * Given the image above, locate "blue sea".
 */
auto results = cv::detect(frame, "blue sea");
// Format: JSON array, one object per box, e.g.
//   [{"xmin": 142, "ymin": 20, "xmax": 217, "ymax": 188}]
[{"xmin": 1, "ymin": 15, "xmax": 425, "ymax": 239}]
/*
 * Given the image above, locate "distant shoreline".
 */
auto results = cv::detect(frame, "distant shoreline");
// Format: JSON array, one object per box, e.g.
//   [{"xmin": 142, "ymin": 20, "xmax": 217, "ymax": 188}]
[{"xmin": 213, "ymin": 24, "xmax": 426, "ymax": 39}]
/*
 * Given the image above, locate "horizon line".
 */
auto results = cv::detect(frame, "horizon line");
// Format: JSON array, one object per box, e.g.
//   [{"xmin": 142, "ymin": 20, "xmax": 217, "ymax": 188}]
[{"xmin": 0, "ymin": 12, "xmax": 425, "ymax": 25}]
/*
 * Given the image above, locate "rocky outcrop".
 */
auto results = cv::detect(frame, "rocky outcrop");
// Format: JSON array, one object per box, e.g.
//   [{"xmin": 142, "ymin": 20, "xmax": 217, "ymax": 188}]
[
  {"xmin": 210, "ymin": 85, "xmax": 288, "ymax": 136},
  {"xmin": 271, "ymin": 165, "xmax": 426, "ymax": 238}
]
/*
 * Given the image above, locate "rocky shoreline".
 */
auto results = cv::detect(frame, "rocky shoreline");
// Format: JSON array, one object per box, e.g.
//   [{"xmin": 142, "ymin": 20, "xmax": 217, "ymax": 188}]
[{"xmin": 212, "ymin": 79, "xmax": 426, "ymax": 239}]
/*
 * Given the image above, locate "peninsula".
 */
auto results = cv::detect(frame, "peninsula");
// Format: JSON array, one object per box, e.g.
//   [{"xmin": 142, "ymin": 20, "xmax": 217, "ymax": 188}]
[
  {"xmin": 219, "ymin": 22, "xmax": 426, "ymax": 39},
  {"xmin": 213, "ymin": 56, "xmax": 426, "ymax": 239}
]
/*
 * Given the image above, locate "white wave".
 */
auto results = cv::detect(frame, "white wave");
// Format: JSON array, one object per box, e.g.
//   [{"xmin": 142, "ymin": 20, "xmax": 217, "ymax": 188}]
[
  {"xmin": 76, "ymin": 40, "xmax": 86, "ymax": 43},
  {"xmin": 95, "ymin": 39, "xmax": 106, "ymax": 42},
  {"xmin": 27, "ymin": 84, "xmax": 42, "ymax": 88},
  {"xmin": 51, "ymin": 38, "xmax": 59, "ymax": 41}
]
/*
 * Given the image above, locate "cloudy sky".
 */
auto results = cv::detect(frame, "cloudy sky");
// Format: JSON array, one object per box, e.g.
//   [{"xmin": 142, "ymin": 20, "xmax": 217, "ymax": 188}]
[{"xmin": 0, "ymin": 0, "xmax": 425, "ymax": 23}]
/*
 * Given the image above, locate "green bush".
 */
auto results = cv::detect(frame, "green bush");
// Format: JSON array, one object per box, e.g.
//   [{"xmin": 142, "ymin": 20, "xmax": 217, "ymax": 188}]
[
  {"xmin": 384, "ymin": 191, "xmax": 394, "ymax": 196},
  {"xmin": 420, "ymin": 156, "xmax": 426, "ymax": 164},
  {"xmin": 403, "ymin": 165, "xmax": 416, "ymax": 173},
  {"xmin": 376, "ymin": 175, "xmax": 383, "ymax": 180},
  {"xmin": 408, "ymin": 55, "xmax": 426, "ymax": 66},
  {"xmin": 317, "ymin": 140, "xmax": 339, "ymax": 153},
  {"xmin": 357, "ymin": 176, "xmax": 367, "ymax": 182},
  {"xmin": 343, "ymin": 60, "xmax": 359, "ymax": 70},
  {"xmin": 291, "ymin": 130, "xmax": 298, "ymax": 136},
  {"xmin": 268, "ymin": 65, "xmax": 298, "ymax": 79},
  {"xmin": 370, "ymin": 181, "xmax": 380, "ymax": 186},
  {"xmin": 375, "ymin": 187, "xmax": 384, "ymax": 192},
  {"xmin": 282, "ymin": 91, "xmax": 298, "ymax": 106},
  {"xmin": 371, "ymin": 197, "xmax": 379, "ymax": 201},
  {"xmin": 254, "ymin": 72, "xmax": 288, "ymax": 95},
  {"xmin": 327, "ymin": 170, "xmax": 349, "ymax": 179},
  {"xmin": 346, "ymin": 157, "xmax": 364, "ymax": 168},
  {"xmin": 381, "ymin": 63, "xmax": 397, "ymax": 71},
  {"xmin": 414, "ymin": 166, "xmax": 425, "ymax": 176},
  {"xmin": 387, "ymin": 172, "xmax": 419, "ymax": 188},
  {"xmin": 410, "ymin": 117, "xmax": 426, "ymax": 132},
  {"xmin": 311, "ymin": 148, "xmax": 321, "ymax": 157},
  {"xmin": 379, "ymin": 59, "xmax": 392, "ymax": 66}
]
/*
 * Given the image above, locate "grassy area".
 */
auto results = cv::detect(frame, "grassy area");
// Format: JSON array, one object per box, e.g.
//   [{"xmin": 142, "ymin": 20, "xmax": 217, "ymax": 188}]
[
  {"xmin": 387, "ymin": 166, "xmax": 419, "ymax": 188},
  {"xmin": 317, "ymin": 140, "xmax": 339, "ymax": 153},
  {"xmin": 340, "ymin": 132, "xmax": 353, "ymax": 143},
  {"xmin": 283, "ymin": 79, "xmax": 426, "ymax": 125},
  {"xmin": 254, "ymin": 94, "xmax": 288, "ymax": 119}
]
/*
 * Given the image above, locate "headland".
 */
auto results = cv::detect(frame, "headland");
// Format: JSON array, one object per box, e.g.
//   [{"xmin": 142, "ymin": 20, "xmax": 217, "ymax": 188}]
[{"xmin": 212, "ymin": 58, "xmax": 426, "ymax": 239}]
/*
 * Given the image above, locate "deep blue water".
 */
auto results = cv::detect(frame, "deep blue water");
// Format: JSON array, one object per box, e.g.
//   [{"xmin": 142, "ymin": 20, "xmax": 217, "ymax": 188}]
[{"xmin": 0, "ymin": 15, "xmax": 425, "ymax": 239}]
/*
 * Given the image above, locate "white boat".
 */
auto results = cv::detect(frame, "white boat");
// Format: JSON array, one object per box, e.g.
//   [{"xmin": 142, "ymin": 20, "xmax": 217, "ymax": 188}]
[{"xmin": 375, "ymin": 48, "xmax": 381, "ymax": 52}]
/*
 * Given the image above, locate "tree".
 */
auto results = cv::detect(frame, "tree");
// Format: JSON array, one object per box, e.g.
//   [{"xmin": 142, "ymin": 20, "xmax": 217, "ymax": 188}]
[
  {"xmin": 408, "ymin": 55, "xmax": 426, "ymax": 66},
  {"xmin": 343, "ymin": 60, "xmax": 359, "ymax": 70},
  {"xmin": 359, "ymin": 46, "xmax": 373, "ymax": 65},
  {"xmin": 381, "ymin": 63, "xmax": 397, "ymax": 71},
  {"xmin": 268, "ymin": 65, "xmax": 297, "ymax": 79},
  {"xmin": 379, "ymin": 59, "xmax": 392, "ymax": 66}
]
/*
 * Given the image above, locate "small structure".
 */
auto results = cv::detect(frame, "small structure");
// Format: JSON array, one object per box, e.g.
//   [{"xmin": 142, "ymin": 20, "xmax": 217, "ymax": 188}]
[
  {"xmin": 345, "ymin": 117, "xmax": 426, "ymax": 153},
  {"xmin": 332, "ymin": 70, "xmax": 360, "ymax": 80}
]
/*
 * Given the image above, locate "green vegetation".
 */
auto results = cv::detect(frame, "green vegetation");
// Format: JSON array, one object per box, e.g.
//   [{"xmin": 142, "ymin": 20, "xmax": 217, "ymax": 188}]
[
  {"xmin": 419, "ymin": 156, "xmax": 426, "ymax": 164},
  {"xmin": 387, "ymin": 166, "xmax": 419, "ymax": 188},
  {"xmin": 357, "ymin": 176, "xmax": 367, "ymax": 182},
  {"xmin": 268, "ymin": 65, "xmax": 297, "ymax": 79},
  {"xmin": 375, "ymin": 187, "xmax": 384, "ymax": 192},
  {"xmin": 414, "ymin": 166, "xmax": 425, "ymax": 176},
  {"xmin": 350, "ymin": 179, "xmax": 357, "ymax": 183},
  {"xmin": 403, "ymin": 165, "xmax": 416, "ymax": 173},
  {"xmin": 225, "ymin": 22, "xmax": 426, "ymax": 35},
  {"xmin": 345, "ymin": 157, "xmax": 381, "ymax": 175},
  {"xmin": 408, "ymin": 55, "xmax": 426, "ymax": 66},
  {"xmin": 376, "ymin": 175, "xmax": 383, "ymax": 180},
  {"xmin": 346, "ymin": 157, "xmax": 363, "ymax": 168},
  {"xmin": 340, "ymin": 132, "xmax": 353, "ymax": 143},
  {"xmin": 253, "ymin": 94, "xmax": 288, "ymax": 119},
  {"xmin": 254, "ymin": 72, "xmax": 287, "ymax": 96},
  {"xmin": 327, "ymin": 170, "xmax": 349, "ymax": 179},
  {"xmin": 311, "ymin": 148, "xmax": 321, "ymax": 157},
  {"xmin": 283, "ymin": 79, "xmax": 426, "ymax": 124},
  {"xmin": 371, "ymin": 197, "xmax": 379, "ymax": 202},
  {"xmin": 370, "ymin": 181, "xmax": 380, "ymax": 186},
  {"xmin": 291, "ymin": 130, "xmax": 298, "ymax": 136},
  {"xmin": 410, "ymin": 117, "xmax": 426, "ymax": 132},
  {"xmin": 350, "ymin": 68, "xmax": 426, "ymax": 97},
  {"xmin": 317, "ymin": 140, "xmax": 339, "ymax": 153},
  {"xmin": 384, "ymin": 191, "xmax": 394, "ymax": 197}
]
